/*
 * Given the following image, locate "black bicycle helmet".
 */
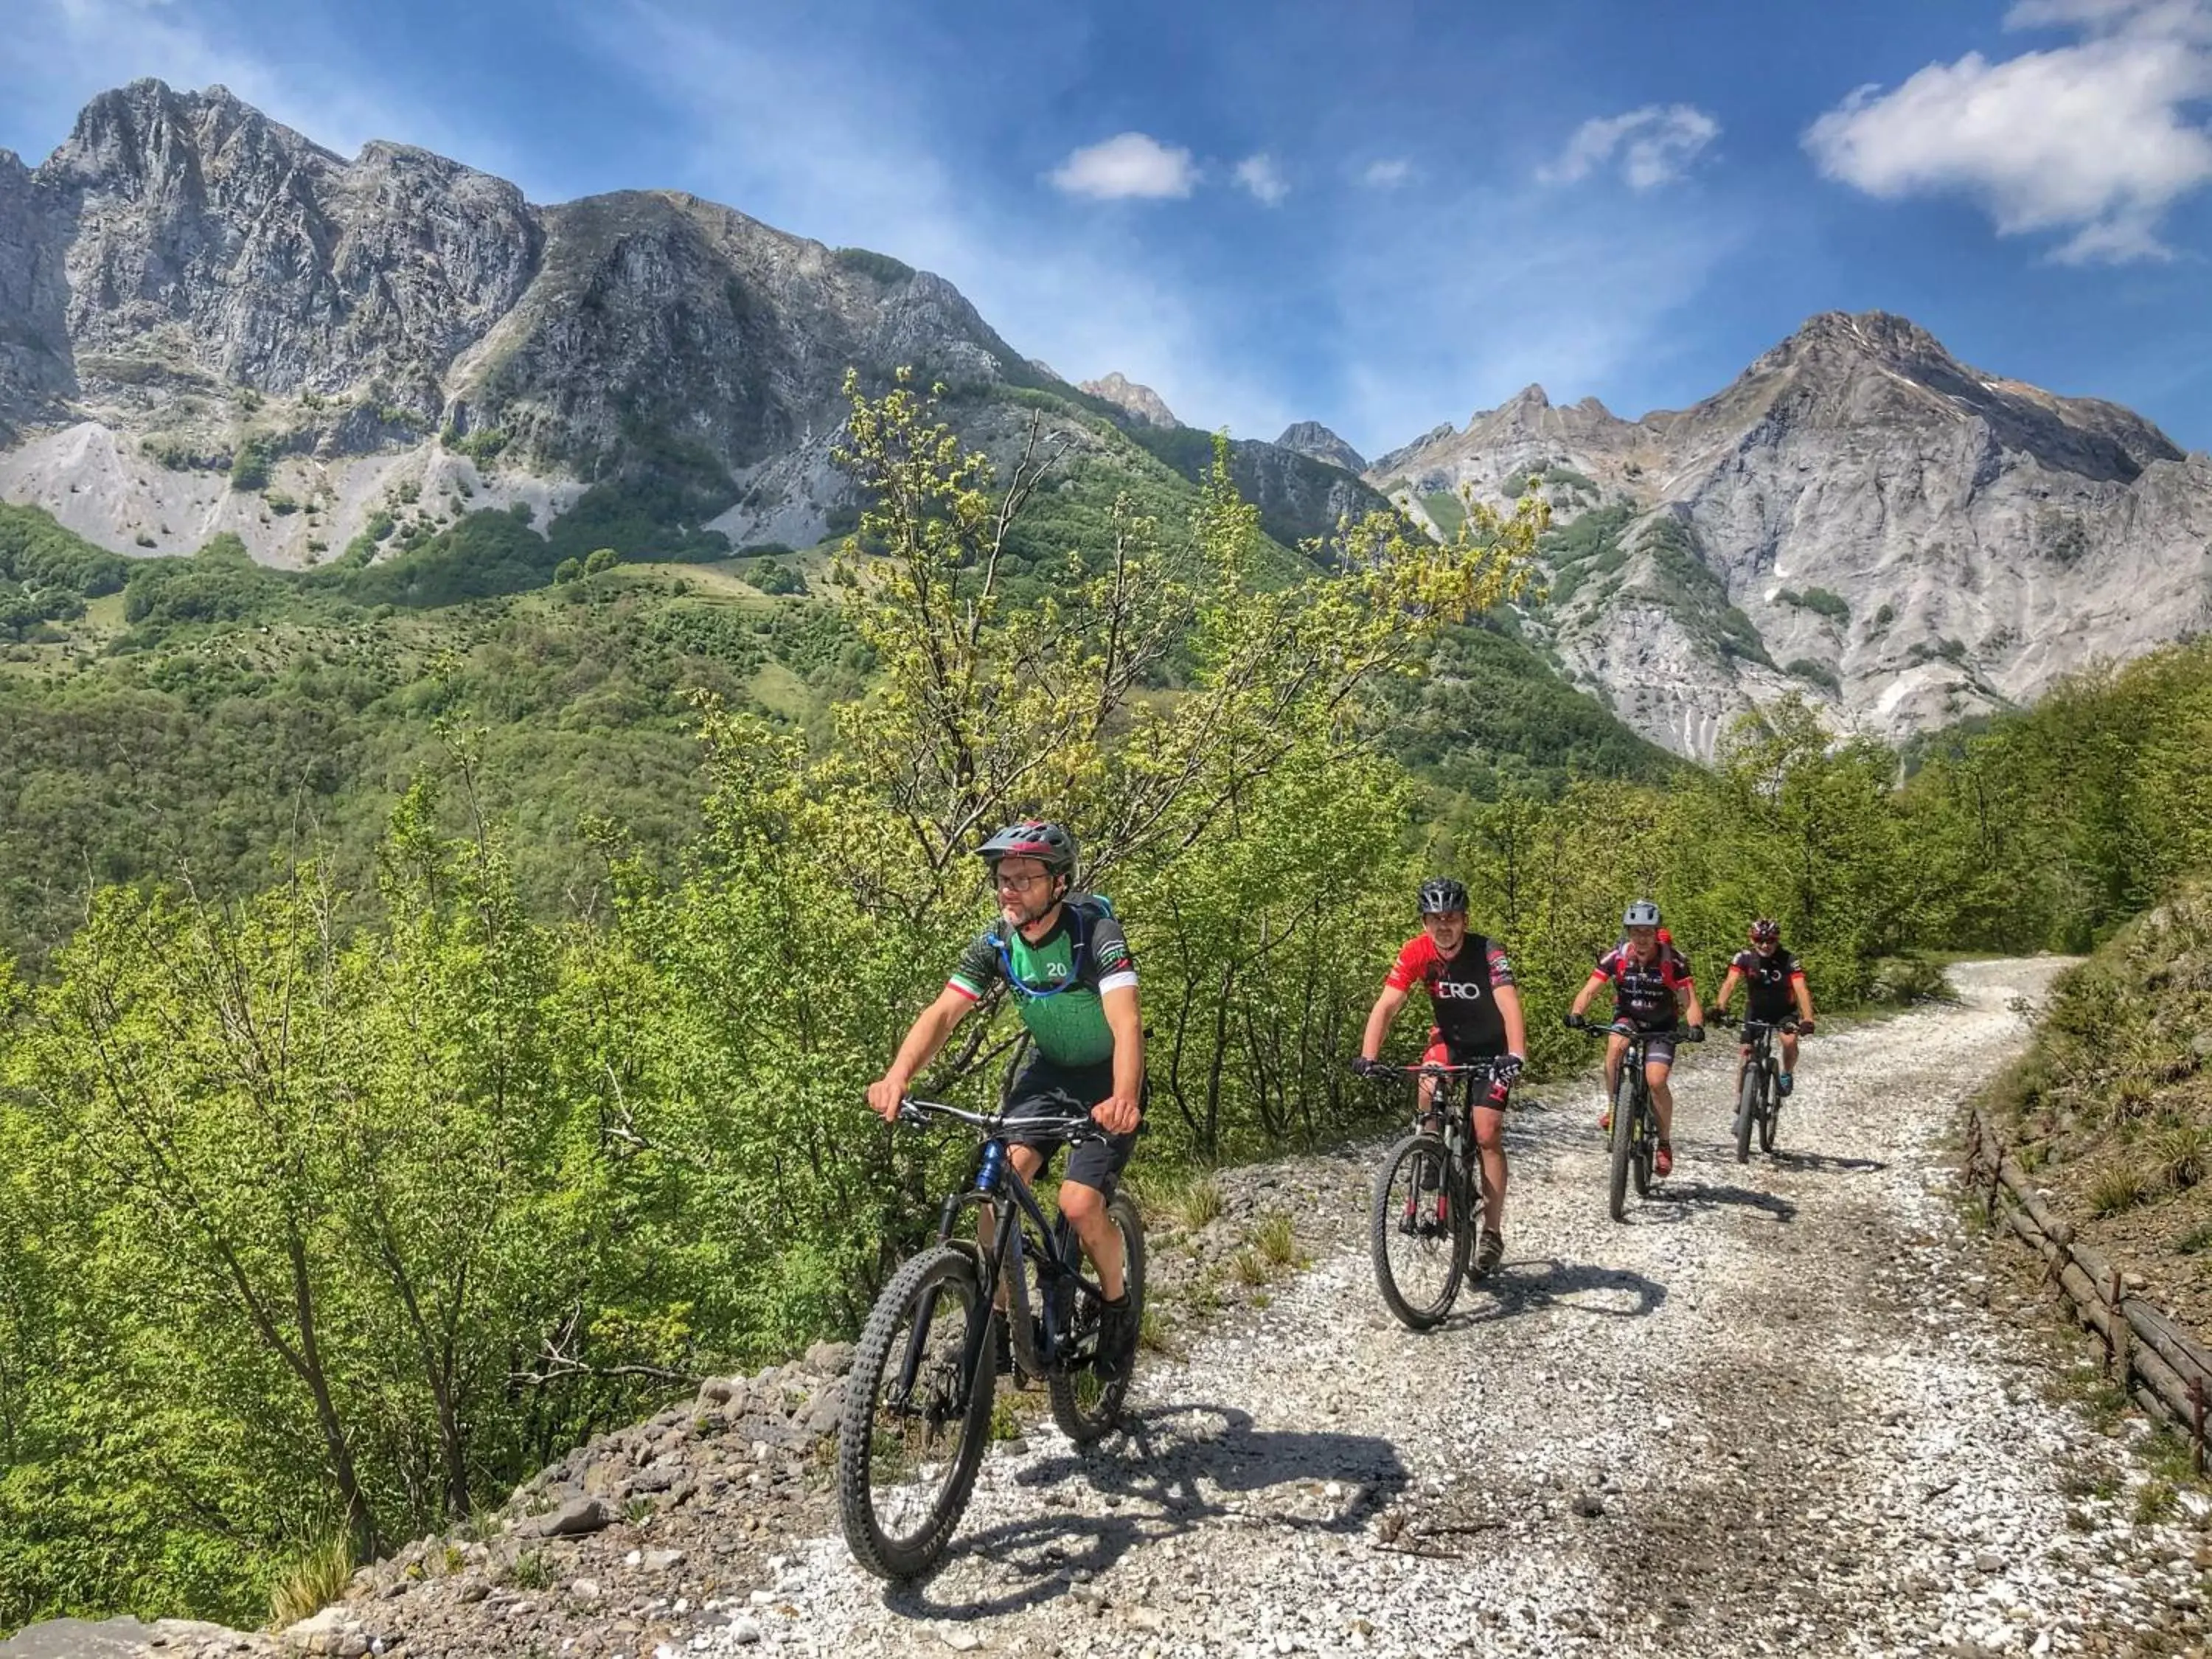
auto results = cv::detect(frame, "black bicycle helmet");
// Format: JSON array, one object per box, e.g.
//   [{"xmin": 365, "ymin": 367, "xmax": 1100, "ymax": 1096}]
[
  {"xmin": 1417, "ymin": 877, "xmax": 1469, "ymax": 916},
  {"xmin": 976, "ymin": 820, "xmax": 1077, "ymax": 874},
  {"xmin": 1623, "ymin": 898, "xmax": 1662, "ymax": 929},
  {"xmin": 1750, "ymin": 917, "xmax": 1781, "ymax": 945}
]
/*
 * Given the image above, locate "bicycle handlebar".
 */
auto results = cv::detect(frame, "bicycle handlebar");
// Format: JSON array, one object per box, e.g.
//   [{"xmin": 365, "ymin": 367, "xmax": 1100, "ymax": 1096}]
[
  {"xmin": 1577, "ymin": 1021, "xmax": 1703, "ymax": 1043},
  {"xmin": 1733, "ymin": 1015, "xmax": 1806, "ymax": 1036},
  {"xmin": 1359, "ymin": 1059, "xmax": 1518, "ymax": 1080},
  {"xmin": 896, "ymin": 1096, "xmax": 1110, "ymax": 1144}
]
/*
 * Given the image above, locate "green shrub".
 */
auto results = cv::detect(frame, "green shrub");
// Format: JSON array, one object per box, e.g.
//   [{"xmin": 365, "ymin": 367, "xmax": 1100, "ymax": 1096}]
[
  {"xmin": 832, "ymin": 247, "xmax": 916, "ymax": 285},
  {"xmin": 582, "ymin": 547, "xmax": 619, "ymax": 577},
  {"xmin": 229, "ymin": 436, "xmax": 273, "ymax": 493},
  {"xmin": 554, "ymin": 557, "xmax": 583, "ymax": 585},
  {"xmin": 1784, "ymin": 657, "xmax": 1842, "ymax": 695}
]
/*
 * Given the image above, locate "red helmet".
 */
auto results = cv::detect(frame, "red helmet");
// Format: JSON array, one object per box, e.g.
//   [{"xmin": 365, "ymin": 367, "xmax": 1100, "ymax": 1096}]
[{"xmin": 1750, "ymin": 918, "xmax": 1781, "ymax": 945}]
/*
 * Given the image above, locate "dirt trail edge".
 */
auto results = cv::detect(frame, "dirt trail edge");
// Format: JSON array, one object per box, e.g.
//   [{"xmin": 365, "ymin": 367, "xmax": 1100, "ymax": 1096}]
[{"xmin": 700, "ymin": 958, "xmax": 2203, "ymax": 1659}]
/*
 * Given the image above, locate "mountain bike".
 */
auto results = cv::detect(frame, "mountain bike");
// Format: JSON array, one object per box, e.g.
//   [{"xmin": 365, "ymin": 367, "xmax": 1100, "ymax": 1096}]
[
  {"xmin": 1728, "ymin": 1015, "xmax": 1804, "ymax": 1161},
  {"xmin": 836, "ymin": 1096, "xmax": 1146, "ymax": 1581},
  {"xmin": 1584, "ymin": 1022, "xmax": 1700, "ymax": 1222},
  {"xmin": 1364, "ymin": 1060, "xmax": 1512, "ymax": 1330}
]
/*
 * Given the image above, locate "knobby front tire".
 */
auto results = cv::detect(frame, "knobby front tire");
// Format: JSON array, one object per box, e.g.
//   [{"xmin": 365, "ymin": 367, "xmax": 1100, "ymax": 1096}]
[
  {"xmin": 1371, "ymin": 1132, "xmax": 1469, "ymax": 1329},
  {"xmin": 1735, "ymin": 1065, "xmax": 1759, "ymax": 1164},
  {"xmin": 837, "ymin": 1244, "xmax": 995, "ymax": 1581},
  {"xmin": 1761, "ymin": 1066, "xmax": 1781, "ymax": 1155},
  {"xmin": 1608, "ymin": 1071, "xmax": 1638, "ymax": 1222},
  {"xmin": 1049, "ymin": 1192, "xmax": 1147, "ymax": 1444}
]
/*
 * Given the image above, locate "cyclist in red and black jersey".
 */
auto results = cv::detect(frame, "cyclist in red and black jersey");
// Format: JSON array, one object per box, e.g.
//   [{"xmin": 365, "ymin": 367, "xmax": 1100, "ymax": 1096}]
[
  {"xmin": 1354, "ymin": 877, "xmax": 1527, "ymax": 1277},
  {"xmin": 1565, "ymin": 899, "xmax": 1705, "ymax": 1177},
  {"xmin": 1714, "ymin": 918, "xmax": 1815, "ymax": 1096}
]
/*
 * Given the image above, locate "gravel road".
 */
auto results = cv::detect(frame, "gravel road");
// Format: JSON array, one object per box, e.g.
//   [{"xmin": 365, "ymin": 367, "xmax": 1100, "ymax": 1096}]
[{"xmin": 684, "ymin": 957, "xmax": 2208, "ymax": 1659}]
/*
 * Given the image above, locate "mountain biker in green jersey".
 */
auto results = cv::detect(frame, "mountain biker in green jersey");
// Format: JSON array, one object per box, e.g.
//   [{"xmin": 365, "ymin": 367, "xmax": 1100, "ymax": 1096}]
[
  {"xmin": 1714, "ymin": 918, "xmax": 1816, "ymax": 1096},
  {"xmin": 866, "ymin": 820, "xmax": 1142, "ymax": 1382}
]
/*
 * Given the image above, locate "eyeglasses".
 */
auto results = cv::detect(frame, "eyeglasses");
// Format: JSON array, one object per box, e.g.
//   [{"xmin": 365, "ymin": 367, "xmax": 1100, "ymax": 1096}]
[{"xmin": 994, "ymin": 871, "xmax": 1051, "ymax": 893}]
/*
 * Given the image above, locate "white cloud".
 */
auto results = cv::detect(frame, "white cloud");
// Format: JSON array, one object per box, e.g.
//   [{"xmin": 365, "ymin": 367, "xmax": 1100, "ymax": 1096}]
[
  {"xmin": 1048, "ymin": 132, "xmax": 1197, "ymax": 201},
  {"xmin": 1234, "ymin": 152, "xmax": 1289, "ymax": 205},
  {"xmin": 584, "ymin": 7, "xmax": 1288, "ymax": 438},
  {"xmin": 1540, "ymin": 104, "xmax": 1720, "ymax": 189},
  {"xmin": 1361, "ymin": 157, "xmax": 1413, "ymax": 189},
  {"xmin": 1806, "ymin": 0, "xmax": 2212, "ymax": 262}
]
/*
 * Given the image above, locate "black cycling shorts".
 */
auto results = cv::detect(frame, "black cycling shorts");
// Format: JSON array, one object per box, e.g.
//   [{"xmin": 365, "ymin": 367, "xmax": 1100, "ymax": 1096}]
[{"xmin": 1004, "ymin": 1057, "xmax": 1141, "ymax": 1194}]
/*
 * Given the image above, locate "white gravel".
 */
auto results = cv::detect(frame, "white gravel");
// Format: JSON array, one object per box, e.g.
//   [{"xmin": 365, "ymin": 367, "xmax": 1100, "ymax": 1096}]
[{"xmin": 667, "ymin": 959, "xmax": 2202, "ymax": 1659}]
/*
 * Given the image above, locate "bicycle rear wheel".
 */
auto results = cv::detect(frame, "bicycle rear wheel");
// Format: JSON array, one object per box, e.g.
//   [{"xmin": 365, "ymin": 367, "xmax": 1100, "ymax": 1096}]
[
  {"xmin": 1049, "ymin": 1192, "xmax": 1147, "ymax": 1444},
  {"xmin": 837, "ymin": 1244, "xmax": 995, "ymax": 1581},
  {"xmin": 1607, "ymin": 1071, "xmax": 1637, "ymax": 1222},
  {"xmin": 1371, "ymin": 1132, "xmax": 1469, "ymax": 1326},
  {"xmin": 1734, "ymin": 1064, "xmax": 1759, "ymax": 1164}
]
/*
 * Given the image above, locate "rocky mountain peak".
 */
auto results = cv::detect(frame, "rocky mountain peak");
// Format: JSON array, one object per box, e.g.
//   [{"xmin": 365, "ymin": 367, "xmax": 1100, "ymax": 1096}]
[
  {"xmin": 1711, "ymin": 307, "xmax": 2183, "ymax": 481},
  {"xmin": 1079, "ymin": 371, "xmax": 1178, "ymax": 429},
  {"xmin": 1273, "ymin": 420, "xmax": 1366, "ymax": 474}
]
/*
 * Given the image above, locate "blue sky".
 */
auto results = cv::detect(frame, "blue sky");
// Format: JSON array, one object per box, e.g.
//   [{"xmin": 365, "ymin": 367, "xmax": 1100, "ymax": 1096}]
[{"xmin": 6, "ymin": 0, "xmax": 2212, "ymax": 459}]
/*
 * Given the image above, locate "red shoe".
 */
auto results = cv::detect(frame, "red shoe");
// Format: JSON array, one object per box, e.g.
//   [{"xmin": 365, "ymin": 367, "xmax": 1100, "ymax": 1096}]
[{"xmin": 1655, "ymin": 1141, "xmax": 1674, "ymax": 1178}]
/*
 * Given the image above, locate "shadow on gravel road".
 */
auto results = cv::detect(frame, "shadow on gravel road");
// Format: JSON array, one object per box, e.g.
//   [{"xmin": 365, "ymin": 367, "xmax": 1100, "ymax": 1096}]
[
  {"xmin": 1453, "ymin": 1256, "xmax": 1669, "ymax": 1325},
  {"xmin": 878, "ymin": 1402, "xmax": 1406, "ymax": 1621},
  {"xmin": 1764, "ymin": 1149, "xmax": 1888, "ymax": 1174},
  {"xmin": 1643, "ymin": 1180, "xmax": 1798, "ymax": 1223}
]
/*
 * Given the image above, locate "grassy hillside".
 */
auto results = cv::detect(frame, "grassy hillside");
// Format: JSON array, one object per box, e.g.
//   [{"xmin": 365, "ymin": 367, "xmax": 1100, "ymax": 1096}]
[{"xmin": 1987, "ymin": 886, "xmax": 2212, "ymax": 1332}]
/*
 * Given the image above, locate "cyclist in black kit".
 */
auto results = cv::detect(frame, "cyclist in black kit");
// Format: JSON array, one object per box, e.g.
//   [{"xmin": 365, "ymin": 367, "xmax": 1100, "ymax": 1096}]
[
  {"xmin": 1565, "ymin": 899, "xmax": 1705, "ymax": 1177},
  {"xmin": 1714, "ymin": 917, "xmax": 1816, "ymax": 1096}
]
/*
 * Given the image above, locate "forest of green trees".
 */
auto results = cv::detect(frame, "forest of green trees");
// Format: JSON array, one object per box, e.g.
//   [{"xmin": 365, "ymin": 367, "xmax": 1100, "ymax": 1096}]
[{"xmin": 2, "ymin": 373, "xmax": 2208, "ymax": 1633}]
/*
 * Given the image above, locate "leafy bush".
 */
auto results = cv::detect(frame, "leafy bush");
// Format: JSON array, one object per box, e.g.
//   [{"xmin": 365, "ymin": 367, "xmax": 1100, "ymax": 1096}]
[
  {"xmin": 751, "ymin": 560, "xmax": 805, "ymax": 596},
  {"xmin": 832, "ymin": 247, "xmax": 916, "ymax": 285},
  {"xmin": 229, "ymin": 435, "xmax": 274, "ymax": 493},
  {"xmin": 1785, "ymin": 657, "xmax": 1842, "ymax": 695},
  {"xmin": 1781, "ymin": 586, "xmax": 1851, "ymax": 623}
]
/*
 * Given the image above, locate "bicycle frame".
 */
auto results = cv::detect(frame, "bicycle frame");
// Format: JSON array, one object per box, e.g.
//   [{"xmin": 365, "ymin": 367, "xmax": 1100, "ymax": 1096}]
[{"xmin": 902, "ymin": 1098, "xmax": 1109, "ymax": 1382}]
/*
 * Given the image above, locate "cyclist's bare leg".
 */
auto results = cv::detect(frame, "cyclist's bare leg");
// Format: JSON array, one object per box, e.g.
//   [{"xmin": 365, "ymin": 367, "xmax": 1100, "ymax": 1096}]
[
  {"xmin": 1472, "ymin": 1105, "xmax": 1507, "ymax": 1235},
  {"xmin": 1781, "ymin": 1031, "xmax": 1801, "ymax": 1073},
  {"xmin": 1648, "ymin": 1059, "xmax": 1675, "ymax": 1144},
  {"xmin": 1056, "ymin": 1178, "xmax": 1126, "ymax": 1300}
]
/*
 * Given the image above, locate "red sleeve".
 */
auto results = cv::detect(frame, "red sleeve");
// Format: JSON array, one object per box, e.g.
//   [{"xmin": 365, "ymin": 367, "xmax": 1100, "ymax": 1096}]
[
  {"xmin": 1789, "ymin": 968, "xmax": 1806, "ymax": 981},
  {"xmin": 1590, "ymin": 949, "xmax": 1621, "ymax": 982},
  {"xmin": 1384, "ymin": 936, "xmax": 1432, "ymax": 992},
  {"xmin": 1486, "ymin": 942, "xmax": 1515, "ymax": 988}
]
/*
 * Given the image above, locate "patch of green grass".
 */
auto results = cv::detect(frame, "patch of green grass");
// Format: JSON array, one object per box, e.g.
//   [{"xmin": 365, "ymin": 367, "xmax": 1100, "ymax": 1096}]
[
  {"xmin": 266, "ymin": 1533, "xmax": 353, "ymax": 1630},
  {"xmin": 1256, "ymin": 1211, "xmax": 1296, "ymax": 1267},
  {"xmin": 2137, "ymin": 1478, "xmax": 2180, "ymax": 1523},
  {"xmin": 1175, "ymin": 1178, "xmax": 1225, "ymax": 1232},
  {"xmin": 2154, "ymin": 1119, "xmax": 2212, "ymax": 1190},
  {"xmin": 1231, "ymin": 1249, "xmax": 1267, "ymax": 1287},
  {"xmin": 1420, "ymin": 490, "xmax": 1467, "ymax": 538},
  {"xmin": 2087, "ymin": 1164, "xmax": 2152, "ymax": 1217},
  {"xmin": 510, "ymin": 1550, "xmax": 552, "ymax": 1591}
]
